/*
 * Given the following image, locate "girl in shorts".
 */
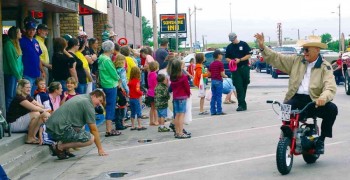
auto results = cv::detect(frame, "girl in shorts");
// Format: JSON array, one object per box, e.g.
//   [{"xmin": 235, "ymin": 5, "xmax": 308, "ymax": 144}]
[
  {"xmin": 128, "ymin": 67, "xmax": 147, "ymax": 131},
  {"xmin": 169, "ymin": 60, "xmax": 191, "ymax": 139},
  {"xmin": 193, "ymin": 53, "xmax": 209, "ymax": 115}
]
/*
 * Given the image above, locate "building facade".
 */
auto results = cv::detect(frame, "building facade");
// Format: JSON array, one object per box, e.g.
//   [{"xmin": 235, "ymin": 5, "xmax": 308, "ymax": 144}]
[
  {"xmin": 0, "ymin": 0, "xmax": 142, "ymax": 115},
  {"xmin": 82, "ymin": 0, "xmax": 142, "ymax": 48}
]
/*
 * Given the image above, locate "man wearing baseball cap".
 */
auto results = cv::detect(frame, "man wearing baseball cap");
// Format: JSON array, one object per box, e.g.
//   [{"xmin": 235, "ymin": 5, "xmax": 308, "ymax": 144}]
[
  {"xmin": 254, "ymin": 33, "xmax": 338, "ymax": 154},
  {"xmin": 225, "ymin": 32, "xmax": 252, "ymax": 111},
  {"xmin": 36, "ymin": 24, "xmax": 51, "ymax": 85},
  {"xmin": 20, "ymin": 21, "xmax": 42, "ymax": 96}
]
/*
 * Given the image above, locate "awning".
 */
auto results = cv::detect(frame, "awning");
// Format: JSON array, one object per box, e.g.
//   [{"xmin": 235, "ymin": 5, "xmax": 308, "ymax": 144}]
[
  {"xmin": 2, "ymin": 0, "xmax": 79, "ymax": 13},
  {"xmin": 79, "ymin": 0, "xmax": 107, "ymax": 14}
]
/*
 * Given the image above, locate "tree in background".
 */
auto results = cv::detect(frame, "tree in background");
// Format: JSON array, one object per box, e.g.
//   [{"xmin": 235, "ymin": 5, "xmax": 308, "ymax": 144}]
[
  {"xmin": 142, "ymin": 16, "xmax": 153, "ymax": 45},
  {"xmin": 321, "ymin": 33, "xmax": 332, "ymax": 44}
]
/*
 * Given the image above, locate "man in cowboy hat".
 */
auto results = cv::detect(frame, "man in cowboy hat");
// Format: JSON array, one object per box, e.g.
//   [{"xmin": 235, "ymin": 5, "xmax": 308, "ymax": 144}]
[{"xmin": 254, "ymin": 33, "xmax": 338, "ymax": 154}]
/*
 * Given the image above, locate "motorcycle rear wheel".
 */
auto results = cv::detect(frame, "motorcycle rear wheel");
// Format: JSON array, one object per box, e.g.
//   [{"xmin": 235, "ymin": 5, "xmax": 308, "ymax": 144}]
[{"xmin": 276, "ymin": 137, "xmax": 293, "ymax": 175}]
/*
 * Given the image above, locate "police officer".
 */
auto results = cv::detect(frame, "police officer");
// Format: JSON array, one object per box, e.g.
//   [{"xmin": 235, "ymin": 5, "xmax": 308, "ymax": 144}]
[{"xmin": 225, "ymin": 33, "xmax": 251, "ymax": 111}]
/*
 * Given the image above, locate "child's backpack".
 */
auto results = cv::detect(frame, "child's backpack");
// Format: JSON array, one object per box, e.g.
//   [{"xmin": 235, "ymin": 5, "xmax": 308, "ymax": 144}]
[{"xmin": 117, "ymin": 87, "xmax": 127, "ymax": 107}]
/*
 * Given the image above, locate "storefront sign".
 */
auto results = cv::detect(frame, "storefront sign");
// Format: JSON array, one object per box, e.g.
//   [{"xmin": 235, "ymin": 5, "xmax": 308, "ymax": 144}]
[
  {"xmin": 160, "ymin": 14, "xmax": 187, "ymax": 36},
  {"xmin": 31, "ymin": 11, "xmax": 44, "ymax": 19},
  {"xmin": 79, "ymin": 6, "xmax": 93, "ymax": 15}
]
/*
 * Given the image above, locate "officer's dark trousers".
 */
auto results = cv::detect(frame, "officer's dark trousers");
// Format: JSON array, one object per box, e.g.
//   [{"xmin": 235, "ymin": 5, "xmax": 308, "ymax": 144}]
[
  {"xmin": 231, "ymin": 65, "xmax": 250, "ymax": 109},
  {"xmin": 285, "ymin": 94, "xmax": 338, "ymax": 138}
]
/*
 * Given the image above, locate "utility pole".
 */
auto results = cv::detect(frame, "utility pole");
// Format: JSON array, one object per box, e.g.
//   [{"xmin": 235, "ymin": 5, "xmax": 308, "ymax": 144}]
[
  {"xmin": 229, "ymin": 2, "xmax": 232, "ymax": 33},
  {"xmin": 152, "ymin": 0, "xmax": 158, "ymax": 50},
  {"xmin": 175, "ymin": 0, "xmax": 178, "ymax": 53},
  {"xmin": 189, "ymin": 8, "xmax": 193, "ymax": 53},
  {"xmin": 338, "ymin": 4, "xmax": 341, "ymax": 52}
]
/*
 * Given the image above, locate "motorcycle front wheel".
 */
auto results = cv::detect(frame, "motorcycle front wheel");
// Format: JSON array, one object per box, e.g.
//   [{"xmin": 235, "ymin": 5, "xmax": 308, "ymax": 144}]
[{"xmin": 276, "ymin": 137, "xmax": 293, "ymax": 175}]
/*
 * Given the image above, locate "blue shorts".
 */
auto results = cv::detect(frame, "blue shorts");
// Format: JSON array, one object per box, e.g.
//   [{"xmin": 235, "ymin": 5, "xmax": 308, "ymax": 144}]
[
  {"xmin": 173, "ymin": 99, "xmax": 187, "ymax": 114},
  {"xmin": 130, "ymin": 98, "xmax": 142, "ymax": 119},
  {"xmin": 157, "ymin": 108, "xmax": 167, "ymax": 118}
]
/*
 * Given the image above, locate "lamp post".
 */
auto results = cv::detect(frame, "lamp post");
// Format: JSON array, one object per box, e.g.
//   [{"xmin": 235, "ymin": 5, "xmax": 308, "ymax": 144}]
[
  {"xmin": 229, "ymin": 2, "xmax": 232, "ymax": 33},
  {"xmin": 332, "ymin": 4, "xmax": 341, "ymax": 51},
  {"xmin": 202, "ymin": 35, "xmax": 207, "ymax": 51},
  {"xmin": 266, "ymin": 36, "xmax": 271, "ymax": 45},
  {"xmin": 291, "ymin": 28, "xmax": 300, "ymax": 40},
  {"xmin": 194, "ymin": 5, "xmax": 202, "ymax": 51},
  {"xmin": 175, "ymin": 0, "xmax": 178, "ymax": 53},
  {"xmin": 188, "ymin": 8, "xmax": 194, "ymax": 53}
]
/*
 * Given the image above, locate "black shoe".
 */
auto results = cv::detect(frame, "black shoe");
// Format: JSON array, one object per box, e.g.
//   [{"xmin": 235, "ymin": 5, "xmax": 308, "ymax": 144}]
[
  {"xmin": 169, "ymin": 123, "xmax": 175, "ymax": 132},
  {"xmin": 236, "ymin": 106, "xmax": 247, "ymax": 112},
  {"xmin": 217, "ymin": 112, "xmax": 227, "ymax": 115},
  {"xmin": 183, "ymin": 129, "xmax": 191, "ymax": 136},
  {"xmin": 65, "ymin": 150, "xmax": 76, "ymax": 158},
  {"xmin": 315, "ymin": 139, "xmax": 325, "ymax": 154}
]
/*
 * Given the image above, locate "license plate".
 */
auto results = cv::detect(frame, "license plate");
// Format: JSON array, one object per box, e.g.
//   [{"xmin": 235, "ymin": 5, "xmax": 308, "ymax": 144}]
[{"xmin": 280, "ymin": 104, "xmax": 292, "ymax": 121}]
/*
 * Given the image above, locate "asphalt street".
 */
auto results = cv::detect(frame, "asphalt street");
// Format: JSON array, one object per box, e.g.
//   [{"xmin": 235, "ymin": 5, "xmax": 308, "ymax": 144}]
[{"xmin": 21, "ymin": 71, "xmax": 350, "ymax": 180}]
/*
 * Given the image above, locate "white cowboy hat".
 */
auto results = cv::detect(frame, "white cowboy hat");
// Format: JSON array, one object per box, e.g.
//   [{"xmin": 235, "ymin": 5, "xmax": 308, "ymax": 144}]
[{"xmin": 296, "ymin": 35, "xmax": 327, "ymax": 49}]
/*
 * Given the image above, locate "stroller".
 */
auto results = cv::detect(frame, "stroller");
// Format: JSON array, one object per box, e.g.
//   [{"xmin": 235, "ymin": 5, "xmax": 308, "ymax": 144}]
[{"xmin": 0, "ymin": 110, "xmax": 11, "ymax": 139}]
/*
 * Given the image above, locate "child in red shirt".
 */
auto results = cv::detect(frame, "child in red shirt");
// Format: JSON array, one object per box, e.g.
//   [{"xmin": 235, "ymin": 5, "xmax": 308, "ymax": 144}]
[{"xmin": 128, "ymin": 67, "xmax": 147, "ymax": 131}]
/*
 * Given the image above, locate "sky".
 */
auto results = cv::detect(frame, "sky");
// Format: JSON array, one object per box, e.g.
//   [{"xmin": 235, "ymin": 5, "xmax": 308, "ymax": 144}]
[{"xmin": 141, "ymin": 0, "xmax": 350, "ymax": 44}]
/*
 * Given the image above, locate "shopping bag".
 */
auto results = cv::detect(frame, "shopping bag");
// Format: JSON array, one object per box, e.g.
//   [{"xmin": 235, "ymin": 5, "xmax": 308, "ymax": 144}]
[
  {"xmin": 184, "ymin": 96, "xmax": 192, "ymax": 125},
  {"xmin": 198, "ymin": 74, "xmax": 205, "ymax": 97},
  {"xmin": 205, "ymin": 87, "xmax": 212, "ymax": 101}
]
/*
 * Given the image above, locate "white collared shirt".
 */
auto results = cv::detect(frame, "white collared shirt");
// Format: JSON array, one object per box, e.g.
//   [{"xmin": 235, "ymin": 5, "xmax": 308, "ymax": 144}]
[{"xmin": 297, "ymin": 60, "xmax": 317, "ymax": 95}]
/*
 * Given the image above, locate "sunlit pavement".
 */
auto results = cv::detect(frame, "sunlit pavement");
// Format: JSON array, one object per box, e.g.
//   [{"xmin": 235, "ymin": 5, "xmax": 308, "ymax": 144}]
[{"xmin": 22, "ymin": 71, "xmax": 350, "ymax": 180}]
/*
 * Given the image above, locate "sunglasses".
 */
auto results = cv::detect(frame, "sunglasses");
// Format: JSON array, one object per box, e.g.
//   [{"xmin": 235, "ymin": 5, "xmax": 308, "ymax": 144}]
[{"xmin": 302, "ymin": 48, "xmax": 309, "ymax": 53}]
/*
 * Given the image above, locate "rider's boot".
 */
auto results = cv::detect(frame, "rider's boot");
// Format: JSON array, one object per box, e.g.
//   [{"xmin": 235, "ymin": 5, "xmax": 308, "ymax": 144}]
[{"xmin": 315, "ymin": 138, "xmax": 325, "ymax": 154}]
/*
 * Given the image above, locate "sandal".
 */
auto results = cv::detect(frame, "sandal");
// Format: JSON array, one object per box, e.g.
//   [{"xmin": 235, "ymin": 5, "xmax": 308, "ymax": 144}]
[
  {"xmin": 198, "ymin": 111, "xmax": 209, "ymax": 115},
  {"xmin": 130, "ymin": 127, "xmax": 138, "ymax": 131},
  {"xmin": 230, "ymin": 100, "xmax": 236, "ymax": 104},
  {"xmin": 65, "ymin": 150, "xmax": 76, "ymax": 158},
  {"xmin": 53, "ymin": 143, "xmax": 68, "ymax": 160},
  {"xmin": 105, "ymin": 129, "xmax": 122, "ymax": 137},
  {"xmin": 223, "ymin": 100, "xmax": 231, "ymax": 104},
  {"xmin": 137, "ymin": 127, "xmax": 147, "ymax": 131},
  {"xmin": 141, "ymin": 115, "xmax": 149, "ymax": 119}
]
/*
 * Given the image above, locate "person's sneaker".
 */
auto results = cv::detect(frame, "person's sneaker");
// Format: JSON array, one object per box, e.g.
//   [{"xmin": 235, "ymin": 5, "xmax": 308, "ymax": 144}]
[
  {"xmin": 183, "ymin": 129, "xmax": 191, "ymax": 136},
  {"xmin": 217, "ymin": 112, "xmax": 227, "ymax": 115},
  {"xmin": 236, "ymin": 106, "xmax": 247, "ymax": 111},
  {"xmin": 175, "ymin": 133, "xmax": 191, "ymax": 139},
  {"xmin": 315, "ymin": 139, "xmax": 325, "ymax": 154},
  {"xmin": 169, "ymin": 123, "xmax": 175, "ymax": 132},
  {"xmin": 158, "ymin": 126, "xmax": 170, "ymax": 132}
]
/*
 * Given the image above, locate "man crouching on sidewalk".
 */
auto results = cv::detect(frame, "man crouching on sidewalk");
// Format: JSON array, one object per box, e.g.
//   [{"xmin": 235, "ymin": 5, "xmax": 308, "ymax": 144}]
[{"xmin": 46, "ymin": 89, "xmax": 108, "ymax": 159}]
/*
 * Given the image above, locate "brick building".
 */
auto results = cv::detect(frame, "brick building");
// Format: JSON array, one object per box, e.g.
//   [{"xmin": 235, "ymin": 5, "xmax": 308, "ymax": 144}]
[
  {"xmin": 0, "ymin": 0, "xmax": 143, "ymax": 115},
  {"xmin": 82, "ymin": 0, "xmax": 142, "ymax": 48}
]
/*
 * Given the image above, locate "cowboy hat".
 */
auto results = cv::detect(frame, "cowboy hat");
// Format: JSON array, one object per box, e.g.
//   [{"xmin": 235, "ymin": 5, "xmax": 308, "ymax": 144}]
[{"xmin": 296, "ymin": 35, "xmax": 327, "ymax": 49}]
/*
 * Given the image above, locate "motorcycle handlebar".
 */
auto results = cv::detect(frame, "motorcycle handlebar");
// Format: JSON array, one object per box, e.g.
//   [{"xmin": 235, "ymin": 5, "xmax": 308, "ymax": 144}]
[
  {"xmin": 267, "ymin": 100, "xmax": 316, "ymax": 114},
  {"xmin": 266, "ymin": 100, "xmax": 281, "ymax": 106},
  {"xmin": 292, "ymin": 101, "xmax": 316, "ymax": 114}
]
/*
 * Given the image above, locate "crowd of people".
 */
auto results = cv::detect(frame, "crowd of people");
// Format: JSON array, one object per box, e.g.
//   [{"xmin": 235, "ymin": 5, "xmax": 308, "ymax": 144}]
[{"xmin": 2, "ymin": 16, "xmax": 244, "ymax": 160}]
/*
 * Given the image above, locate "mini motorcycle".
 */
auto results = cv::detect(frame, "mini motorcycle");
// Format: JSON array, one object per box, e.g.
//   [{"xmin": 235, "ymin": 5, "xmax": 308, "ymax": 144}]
[{"xmin": 267, "ymin": 100, "xmax": 320, "ymax": 175}]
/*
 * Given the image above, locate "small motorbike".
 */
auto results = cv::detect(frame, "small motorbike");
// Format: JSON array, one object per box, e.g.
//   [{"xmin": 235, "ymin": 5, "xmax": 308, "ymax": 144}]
[{"xmin": 267, "ymin": 100, "xmax": 320, "ymax": 175}]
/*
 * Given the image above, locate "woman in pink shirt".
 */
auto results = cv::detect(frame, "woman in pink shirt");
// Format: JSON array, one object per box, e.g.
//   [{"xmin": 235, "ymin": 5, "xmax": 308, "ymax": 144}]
[
  {"xmin": 48, "ymin": 82, "xmax": 63, "ymax": 111},
  {"xmin": 147, "ymin": 61, "xmax": 159, "ymax": 126}
]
